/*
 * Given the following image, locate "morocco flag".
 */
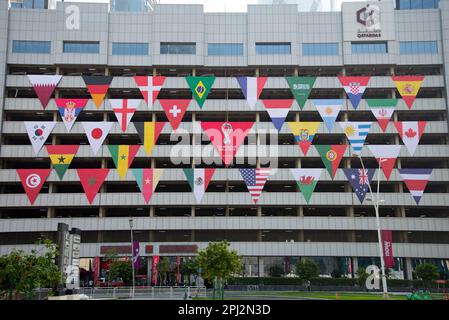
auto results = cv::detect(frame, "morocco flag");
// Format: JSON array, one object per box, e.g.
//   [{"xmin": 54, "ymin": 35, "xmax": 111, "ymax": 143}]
[
  {"xmin": 315, "ymin": 145, "xmax": 347, "ymax": 179},
  {"xmin": 77, "ymin": 169, "xmax": 110, "ymax": 204},
  {"xmin": 45, "ymin": 145, "xmax": 79, "ymax": 179}
]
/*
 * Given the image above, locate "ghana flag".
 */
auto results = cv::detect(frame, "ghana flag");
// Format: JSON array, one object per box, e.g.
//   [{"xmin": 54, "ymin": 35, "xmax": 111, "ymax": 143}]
[{"xmin": 45, "ymin": 145, "xmax": 79, "ymax": 180}]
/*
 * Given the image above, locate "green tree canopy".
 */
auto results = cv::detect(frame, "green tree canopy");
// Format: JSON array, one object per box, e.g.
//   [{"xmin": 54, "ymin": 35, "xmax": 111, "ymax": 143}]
[
  {"xmin": 295, "ymin": 259, "xmax": 319, "ymax": 283},
  {"xmin": 415, "ymin": 263, "xmax": 439, "ymax": 281}
]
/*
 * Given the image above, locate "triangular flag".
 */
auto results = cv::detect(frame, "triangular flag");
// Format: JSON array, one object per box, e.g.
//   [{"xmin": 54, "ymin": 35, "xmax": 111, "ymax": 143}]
[
  {"xmin": 17, "ymin": 169, "xmax": 51, "ymax": 204},
  {"xmin": 160, "ymin": 99, "xmax": 190, "ymax": 131},
  {"xmin": 24, "ymin": 121, "xmax": 57, "ymax": 155},
  {"xmin": 110, "ymin": 99, "xmax": 140, "ymax": 133},
  {"xmin": 398, "ymin": 168, "xmax": 432, "ymax": 205},
  {"xmin": 183, "ymin": 168, "xmax": 216, "ymax": 203},
  {"xmin": 82, "ymin": 122, "xmax": 113, "ymax": 155},
  {"xmin": 368, "ymin": 145, "xmax": 401, "ymax": 181},
  {"xmin": 343, "ymin": 168, "xmax": 376, "ymax": 204},
  {"xmin": 392, "ymin": 76, "xmax": 424, "ymax": 109},
  {"xmin": 261, "ymin": 99, "xmax": 294, "ymax": 132},
  {"xmin": 45, "ymin": 145, "xmax": 79, "ymax": 180},
  {"xmin": 134, "ymin": 122, "xmax": 165, "ymax": 156},
  {"xmin": 56, "ymin": 98, "xmax": 88, "ymax": 132},
  {"xmin": 239, "ymin": 168, "xmax": 271, "ymax": 204},
  {"xmin": 133, "ymin": 76, "xmax": 166, "ymax": 109},
  {"xmin": 82, "ymin": 76, "xmax": 113, "ymax": 109},
  {"xmin": 27, "ymin": 75, "xmax": 62, "ymax": 109},
  {"xmin": 285, "ymin": 77, "xmax": 316, "ymax": 109},
  {"xmin": 339, "ymin": 122, "xmax": 372, "ymax": 156},
  {"xmin": 287, "ymin": 122, "xmax": 321, "ymax": 156},
  {"xmin": 338, "ymin": 76, "xmax": 370, "ymax": 110},
  {"xmin": 313, "ymin": 99, "xmax": 342, "ymax": 132},
  {"xmin": 107, "ymin": 145, "xmax": 140, "ymax": 180},
  {"xmin": 394, "ymin": 121, "xmax": 426, "ymax": 156},
  {"xmin": 185, "ymin": 76, "xmax": 215, "ymax": 109},
  {"xmin": 290, "ymin": 168, "xmax": 322, "ymax": 204},
  {"xmin": 77, "ymin": 168, "xmax": 109, "ymax": 204},
  {"xmin": 315, "ymin": 145, "xmax": 347, "ymax": 179},
  {"xmin": 201, "ymin": 122, "xmax": 254, "ymax": 166},
  {"xmin": 236, "ymin": 77, "xmax": 267, "ymax": 110},
  {"xmin": 132, "ymin": 168, "xmax": 164, "ymax": 204},
  {"xmin": 366, "ymin": 99, "xmax": 398, "ymax": 132}
]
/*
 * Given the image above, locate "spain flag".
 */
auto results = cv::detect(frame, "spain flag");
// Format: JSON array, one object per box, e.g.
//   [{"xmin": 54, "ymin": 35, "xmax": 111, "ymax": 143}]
[
  {"xmin": 392, "ymin": 76, "xmax": 424, "ymax": 109},
  {"xmin": 107, "ymin": 145, "xmax": 140, "ymax": 180},
  {"xmin": 45, "ymin": 145, "xmax": 79, "ymax": 179}
]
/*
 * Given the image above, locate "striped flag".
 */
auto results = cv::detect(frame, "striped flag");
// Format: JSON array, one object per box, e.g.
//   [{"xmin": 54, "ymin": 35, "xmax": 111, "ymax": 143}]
[
  {"xmin": 392, "ymin": 75, "xmax": 424, "ymax": 109},
  {"xmin": 366, "ymin": 99, "xmax": 398, "ymax": 132},
  {"xmin": 110, "ymin": 99, "xmax": 140, "ymax": 133},
  {"xmin": 56, "ymin": 99, "xmax": 88, "ymax": 132},
  {"xmin": 107, "ymin": 145, "xmax": 140, "ymax": 180},
  {"xmin": 398, "ymin": 168, "xmax": 432, "ymax": 205},
  {"xmin": 393, "ymin": 121, "xmax": 426, "ymax": 156},
  {"xmin": 239, "ymin": 168, "xmax": 271, "ymax": 203},
  {"xmin": 183, "ymin": 168, "xmax": 216, "ymax": 203},
  {"xmin": 287, "ymin": 122, "xmax": 321, "ymax": 156},
  {"xmin": 82, "ymin": 76, "xmax": 113, "ymax": 109},
  {"xmin": 261, "ymin": 99, "xmax": 294, "ymax": 132},
  {"xmin": 133, "ymin": 76, "xmax": 166, "ymax": 109},
  {"xmin": 45, "ymin": 145, "xmax": 79, "ymax": 180},
  {"xmin": 132, "ymin": 168, "xmax": 164, "ymax": 204},
  {"xmin": 339, "ymin": 121, "xmax": 372, "ymax": 156},
  {"xmin": 134, "ymin": 122, "xmax": 165, "ymax": 156},
  {"xmin": 236, "ymin": 77, "xmax": 267, "ymax": 110},
  {"xmin": 313, "ymin": 99, "xmax": 343, "ymax": 132}
]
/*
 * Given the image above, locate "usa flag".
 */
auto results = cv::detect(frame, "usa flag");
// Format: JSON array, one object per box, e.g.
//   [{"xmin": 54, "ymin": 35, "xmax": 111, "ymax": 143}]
[{"xmin": 239, "ymin": 168, "xmax": 271, "ymax": 203}]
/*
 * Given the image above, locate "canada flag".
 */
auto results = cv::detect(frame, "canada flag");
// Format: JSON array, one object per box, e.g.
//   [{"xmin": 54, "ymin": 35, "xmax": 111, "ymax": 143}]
[{"xmin": 394, "ymin": 121, "xmax": 426, "ymax": 156}]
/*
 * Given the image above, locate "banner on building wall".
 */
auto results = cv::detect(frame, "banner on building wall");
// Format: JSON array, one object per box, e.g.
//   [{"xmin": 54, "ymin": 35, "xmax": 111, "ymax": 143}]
[
  {"xmin": 236, "ymin": 77, "xmax": 267, "ymax": 110},
  {"xmin": 77, "ymin": 168, "xmax": 110, "ymax": 204},
  {"xmin": 313, "ymin": 99, "xmax": 343, "ymax": 132},
  {"xmin": 133, "ymin": 76, "xmax": 166, "ymax": 109},
  {"xmin": 367, "ymin": 145, "xmax": 401, "ymax": 181},
  {"xmin": 338, "ymin": 76, "xmax": 370, "ymax": 110},
  {"xmin": 393, "ymin": 121, "xmax": 426, "ymax": 156},
  {"xmin": 110, "ymin": 99, "xmax": 141, "ymax": 133},
  {"xmin": 201, "ymin": 122, "xmax": 254, "ymax": 166},
  {"xmin": 152, "ymin": 256, "xmax": 160, "ymax": 285},
  {"xmin": 290, "ymin": 168, "xmax": 322, "ymax": 204},
  {"xmin": 285, "ymin": 76, "xmax": 316, "ymax": 109},
  {"xmin": 176, "ymin": 256, "xmax": 181, "ymax": 284},
  {"xmin": 183, "ymin": 168, "xmax": 216, "ymax": 203},
  {"xmin": 27, "ymin": 75, "xmax": 62, "ymax": 109},
  {"xmin": 160, "ymin": 99, "xmax": 191, "ymax": 131},
  {"xmin": 17, "ymin": 169, "xmax": 52, "ymax": 205},
  {"xmin": 239, "ymin": 168, "xmax": 271, "ymax": 204},
  {"xmin": 24, "ymin": 121, "xmax": 57, "ymax": 155},
  {"xmin": 82, "ymin": 76, "xmax": 113, "ymax": 109},
  {"xmin": 132, "ymin": 168, "xmax": 164, "ymax": 204},
  {"xmin": 185, "ymin": 76, "xmax": 215, "ymax": 109},
  {"xmin": 94, "ymin": 256, "xmax": 99, "ymax": 286},
  {"xmin": 134, "ymin": 122, "xmax": 165, "ymax": 156},
  {"xmin": 392, "ymin": 75, "xmax": 424, "ymax": 109},
  {"xmin": 315, "ymin": 145, "xmax": 347, "ymax": 179},
  {"xmin": 133, "ymin": 241, "xmax": 140, "ymax": 270},
  {"xmin": 343, "ymin": 168, "xmax": 376, "ymax": 204},
  {"xmin": 82, "ymin": 122, "xmax": 113, "ymax": 155},
  {"xmin": 287, "ymin": 122, "xmax": 321, "ymax": 156},
  {"xmin": 381, "ymin": 230, "xmax": 394, "ymax": 268},
  {"xmin": 366, "ymin": 99, "xmax": 398, "ymax": 132},
  {"xmin": 107, "ymin": 145, "xmax": 140, "ymax": 180},
  {"xmin": 398, "ymin": 168, "xmax": 432, "ymax": 205},
  {"xmin": 339, "ymin": 121, "xmax": 372, "ymax": 156},
  {"xmin": 45, "ymin": 145, "xmax": 79, "ymax": 180},
  {"xmin": 261, "ymin": 99, "xmax": 294, "ymax": 132},
  {"xmin": 56, "ymin": 98, "xmax": 88, "ymax": 132}
]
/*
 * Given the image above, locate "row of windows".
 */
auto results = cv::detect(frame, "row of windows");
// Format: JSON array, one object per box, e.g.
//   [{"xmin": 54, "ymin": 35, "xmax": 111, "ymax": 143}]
[
  {"xmin": 351, "ymin": 42, "xmax": 388, "ymax": 54},
  {"xmin": 396, "ymin": 0, "xmax": 440, "ymax": 9},
  {"xmin": 303, "ymin": 43, "xmax": 339, "ymax": 56}
]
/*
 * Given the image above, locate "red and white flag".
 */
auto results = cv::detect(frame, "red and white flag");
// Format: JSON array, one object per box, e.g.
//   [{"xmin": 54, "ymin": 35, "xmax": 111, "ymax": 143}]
[
  {"xmin": 393, "ymin": 121, "xmax": 426, "ymax": 156},
  {"xmin": 77, "ymin": 168, "xmax": 110, "ymax": 204},
  {"xmin": 381, "ymin": 230, "xmax": 395, "ymax": 268},
  {"xmin": 17, "ymin": 169, "xmax": 51, "ymax": 204},
  {"xmin": 368, "ymin": 145, "xmax": 401, "ymax": 181},
  {"xmin": 398, "ymin": 168, "xmax": 432, "ymax": 205},
  {"xmin": 160, "ymin": 99, "xmax": 191, "ymax": 131},
  {"xmin": 133, "ymin": 76, "xmax": 166, "ymax": 109},
  {"xmin": 27, "ymin": 75, "xmax": 62, "ymax": 109},
  {"xmin": 24, "ymin": 121, "xmax": 57, "ymax": 155},
  {"xmin": 110, "ymin": 99, "xmax": 141, "ymax": 133},
  {"xmin": 239, "ymin": 168, "xmax": 271, "ymax": 203},
  {"xmin": 82, "ymin": 122, "xmax": 113, "ymax": 155}
]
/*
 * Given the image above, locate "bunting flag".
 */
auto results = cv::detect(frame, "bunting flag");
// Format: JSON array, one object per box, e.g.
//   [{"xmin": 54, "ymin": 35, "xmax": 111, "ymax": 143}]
[
  {"xmin": 24, "ymin": 121, "xmax": 57, "ymax": 155},
  {"xmin": 77, "ymin": 168, "xmax": 110, "ymax": 204},
  {"xmin": 392, "ymin": 75, "xmax": 424, "ymax": 109},
  {"xmin": 366, "ymin": 99, "xmax": 398, "ymax": 132},
  {"xmin": 368, "ymin": 145, "xmax": 401, "ymax": 181},
  {"xmin": 290, "ymin": 168, "xmax": 322, "ymax": 204},
  {"xmin": 185, "ymin": 76, "xmax": 215, "ymax": 109},
  {"xmin": 338, "ymin": 76, "xmax": 370, "ymax": 110},
  {"xmin": 393, "ymin": 121, "xmax": 426, "ymax": 156},
  {"xmin": 82, "ymin": 122, "xmax": 113, "ymax": 155},
  {"xmin": 134, "ymin": 122, "xmax": 165, "ymax": 156},
  {"xmin": 201, "ymin": 122, "xmax": 254, "ymax": 166},
  {"xmin": 110, "ymin": 99, "xmax": 140, "ymax": 133},
  {"xmin": 313, "ymin": 99, "xmax": 343, "ymax": 132},
  {"xmin": 132, "ymin": 168, "xmax": 164, "ymax": 204},
  {"xmin": 107, "ymin": 145, "xmax": 140, "ymax": 180},
  {"xmin": 27, "ymin": 75, "xmax": 62, "ymax": 109},
  {"xmin": 315, "ymin": 145, "xmax": 347, "ymax": 179},
  {"xmin": 343, "ymin": 168, "xmax": 376, "ymax": 203},
  {"xmin": 398, "ymin": 168, "xmax": 432, "ymax": 205},
  {"xmin": 287, "ymin": 122, "xmax": 321, "ymax": 156},
  {"xmin": 56, "ymin": 98, "xmax": 88, "ymax": 132},
  {"xmin": 339, "ymin": 122, "xmax": 372, "ymax": 156},
  {"xmin": 261, "ymin": 99, "xmax": 294, "ymax": 132},
  {"xmin": 133, "ymin": 76, "xmax": 166, "ymax": 109},
  {"xmin": 239, "ymin": 168, "xmax": 271, "ymax": 203},
  {"xmin": 45, "ymin": 145, "xmax": 79, "ymax": 180},
  {"xmin": 17, "ymin": 169, "xmax": 51, "ymax": 204},
  {"xmin": 160, "ymin": 99, "xmax": 190, "ymax": 131},
  {"xmin": 183, "ymin": 168, "xmax": 216, "ymax": 203},
  {"xmin": 236, "ymin": 77, "xmax": 267, "ymax": 110},
  {"xmin": 82, "ymin": 76, "xmax": 113, "ymax": 109},
  {"xmin": 285, "ymin": 77, "xmax": 316, "ymax": 109}
]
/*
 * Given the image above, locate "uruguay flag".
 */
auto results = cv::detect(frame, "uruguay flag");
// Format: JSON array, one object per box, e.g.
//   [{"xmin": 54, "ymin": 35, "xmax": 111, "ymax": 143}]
[
  {"xmin": 236, "ymin": 77, "xmax": 267, "ymax": 110},
  {"xmin": 339, "ymin": 121, "xmax": 372, "ymax": 156},
  {"xmin": 261, "ymin": 99, "xmax": 294, "ymax": 132}
]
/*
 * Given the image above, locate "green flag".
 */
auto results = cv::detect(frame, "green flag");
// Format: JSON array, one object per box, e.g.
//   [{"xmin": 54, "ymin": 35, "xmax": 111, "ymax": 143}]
[
  {"xmin": 286, "ymin": 76, "xmax": 316, "ymax": 109},
  {"xmin": 185, "ymin": 76, "xmax": 215, "ymax": 108},
  {"xmin": 290, "ymin": 168, "xmax": 322, "ymax": 204}
]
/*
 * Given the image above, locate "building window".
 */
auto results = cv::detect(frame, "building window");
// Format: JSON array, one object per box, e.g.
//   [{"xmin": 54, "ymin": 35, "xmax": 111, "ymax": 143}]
[
  {"xmin": 12, "ymin": 40, "xmax": 51, "ymax": 54},
  {"xmin": 10, "ymin": 0, "xmax": 47, "ymax": 9},
  {"xmin": 302, "ymin": 43, "xmax": 339, "ymax": 56},
  {"xmin": 112, "ymin": 42, "xmax": 149, "ymax": 56},
  {"xmin": 160, "ymin": 42, "xmax": 196, "ymax": 55},
  {"xmin": 255, "ymin": 43, "xmax": 291, "ymax": 55},
  {"xmin": 399, "ymin": 41, "xmax": 438, "ymax": 54},
  {"xmin": 111, "ymin": 0, "xmax": 151, "ymax": 12},
  {"xmin": 207, "ymin": 43, "xmax": 244, "ymax": 56},
  {"xmin": 63, "ymin": 41, "xmax": 100, "ymax": 54},
  {"xmin": 396, "ymin": 0, "xmax": 440, "ymax": 9},
  {"xmin": 351, "ymin": 42, "xmax": 388, "ymax": 54}
]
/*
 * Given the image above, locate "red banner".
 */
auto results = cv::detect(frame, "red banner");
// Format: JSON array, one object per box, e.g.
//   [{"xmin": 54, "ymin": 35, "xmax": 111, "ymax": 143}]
[
  {"xmin": 151, "ymin": 256, "xmax": 160, "ymax": 285},
  {"xmin": 381, "ymin": 230, "xmax": 394, "ymax": 268},
  {"xmin": 94, "ymin": 256, "xmax": 99, "ymax": 286},
  {"xmin": 176, "ymin": 256, "xmax": 181, "ymax": 284}
]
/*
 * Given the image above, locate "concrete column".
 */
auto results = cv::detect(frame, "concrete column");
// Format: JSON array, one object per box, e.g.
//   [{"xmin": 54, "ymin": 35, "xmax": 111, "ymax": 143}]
[
  {"xmin": 190, "ymin": 230, "xmax": 195, "ymax": 242},
  {"xmin": 191, "ymin": 207, "xmax": 195, "ymax": 217},
  {"xmin": 151, "ymin": 158, "xmax": 156, "ymax": 168},
  {"xmin": 153, "ymin": 68, "xmax": 157, "ymax": 77},
  {"xmin": 99, "ymin": 207, "xmax": 106, "ymax": 217},
  {"xmin": 149, "ymin": 230, "xmax": 154, "ymax": 242},
  {"xmin": 105, "ymin": 67, "xmax": 109, "ymax": 76},
  {"xmin": 47, "ymin": 208, "xmax": 55, "ymax": 218},
  {"xmin": 297, "ymin": 230, "xmax": 304, "ymax": 242},
  {"xmin": 255, "ymin": 68, "xmax": 259, "ymax": 77},
  {"xmin": 225, "ymin": 206, "xmax": 230, "ymax": 216},
  {"xmin": 352, "ymin": 257, "xmax": 359, "ymax": 277},
  {"xmin": 149, "ymin": 207, "xmax": 154, "ymax": 217},
  {"xmin": 404, "ymin": 258, "xmax": 413, "ymax": 280},
  {"xmin": 192, "ymin": 68, "xmax": 196, "ymax": 76},
  {"xmin": 297, "ymin": 206, "xmax": 303, "ymax": 217},
  {"xmin": 257, "ymin": 230, "xmax": 262, "ymax": 241},
  {"xmin": 295, "ymin": 112, "xmax": 300, "ymax": 121},
  {"xmin": 258, "ymin": 257, "xmax": 264, "ymax": 277},
  {"xmin": 293, "ymin": 67, "xmax": 298, "ymax": 76},
  {"xmin": 97, "ymin": 231, "xmax": 103, "ymax": 244},
  {"xmin": 257, "ymin": 207, "xmax": 262, "ymax": 217}
]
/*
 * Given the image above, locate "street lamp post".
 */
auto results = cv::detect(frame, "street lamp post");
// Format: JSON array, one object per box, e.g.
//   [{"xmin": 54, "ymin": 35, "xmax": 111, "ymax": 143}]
[{"xmin": 129, "ymin": 218, "xmax": 135, "ymax": 298}]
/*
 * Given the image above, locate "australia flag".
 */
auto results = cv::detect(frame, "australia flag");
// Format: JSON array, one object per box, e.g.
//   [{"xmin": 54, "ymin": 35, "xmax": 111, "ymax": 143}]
[{"xmin": 343, "ymin": 168, "xmax": 376, "ymax": 203}]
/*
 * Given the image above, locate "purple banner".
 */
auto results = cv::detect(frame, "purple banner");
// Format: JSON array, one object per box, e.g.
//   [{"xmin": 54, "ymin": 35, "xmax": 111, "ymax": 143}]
[{"xmin": 133, "ymin": 241, "xmax": 140, "ymax": 270}]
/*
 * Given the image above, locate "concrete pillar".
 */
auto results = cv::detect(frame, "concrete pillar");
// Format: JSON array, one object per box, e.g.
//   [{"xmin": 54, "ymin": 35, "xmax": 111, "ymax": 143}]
[
  {"xmin": 225, "ymin": 206, "xmax": 230, "ymax": 216},
  {"xmin": 47, "ymin": 208, "xmax": 55, "ymax": 218},
  {"xmin": 404, "ymin": 258, "xmax": 413, "ymax": 280},
  {"xmin": 99, "ymin": 207, "xmax": 106, "ymax": 217},
  {"xmin": 153, "ymin": 68, "xmax": 157, "ymax": 77},
  {"xmin": 297, "ymin": 206, "xmax": 303, "ymax": 217},
  {"xmin": 149, "ymin": 230, "xmax": 154, "ymax": 242},
  {"xmin": 297, "ymin": 230, "xmax": 304, "ymax": 242},
  {"xmin": 258, "ymin": 257, "xmax": 264, "ymax": 277},
  {"xmin": 257, "ymin": 230, "xmax": 262, "ymax": 241},
  {"xmin": 257, "ymin": 207, "xmax": 262, "ymax": 217},
  {"xmin": 149, "ymin": 207, "xmax": 154, "ymax": 217},
  {"xmin": 191, "ymin": 207, "xmax": 195, "ymax": 217},
  {"xmin": 105, "ymin": 67, "xmax": 109, "ymax": 76},
  {"xmin": 352, "ymin": 257, "xmax": 359, "ymax": 277},
  {"xmin": 255, "ymin": 68, "xmax": 259, "ymax": 77},
  {"xmin": 192, "ymin": 68, "xmax": 196, "ymax": 76},
  {"xmin": 295, "ymin": 112, "xmax": 300, "ymax": 121},
  {"xmin": 190, "ymin": 230, "xmax": 195, "ymax": 242},
  {"xmin": 293, "ymin": 67, "xmax": 298, "ymax": 77}
]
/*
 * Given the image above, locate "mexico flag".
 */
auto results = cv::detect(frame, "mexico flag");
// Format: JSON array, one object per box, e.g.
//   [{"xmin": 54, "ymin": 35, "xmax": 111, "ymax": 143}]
[
  {"xmin": 398, "ymin": 168, "xmax": 432, "ymax": 205},
  {"xmin": 392, "ymin": 76, "xmax": 424, "ymax": 109},
  {"xmin": 132, "ymin": 168, "xmax": 164, "ymax": 204},
  {"xmin": 183, "ymin": 168, "xmax": 216, "ymax": 203},
  {"xmin": 315, "ymin": 145, "xmax": 347, "ymax": 179},
  {"xmin": 107, "ymin": 145, "xmax": 140, "ymax": 180},
  {"xmin": 27, "ymin": 75, "xmax": 62, "ymax": 109},
  {"xmin": 368, "ymin": 145, "xmax": 402, "ymax": 181},
  {"xmin": 287, "ymin": 122, "xmax": 321, "ymax": 156},
  {"xmin": 77, "ymin": 168, "xmax": 110, "ymax": 204},
  {"xmin": 393, "ymin": 121, "xmax": 426, "ymax": 156},
  {"xmin": 134, "ymin": 122, "xmax": 165, "ymax": 156},
  {"xmin": 45, "ymin": 145, "xmax": 79, "ymax": 180},
  {"xmin": 17, "ymin": 169, "xmax": 52, "ymax": 204},
  {"xmin": 82, "ymin": 76, "xmax": 113, "ymax": 109}
]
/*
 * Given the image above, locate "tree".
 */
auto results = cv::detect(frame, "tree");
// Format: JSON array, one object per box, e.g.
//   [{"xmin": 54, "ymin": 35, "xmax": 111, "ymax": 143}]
[
  {"xmin": 104, "ymin": 251, "xmax": 132, "ymax": 286},
  {"xmin": 295, "ymin": 259, "xmax": 319, "ymax": 284},
  {"xmin": 415, "ymin": 263, "xmax": 439, "ymax": 282},
  {"xmin": 331, "ymin": 268, "xmax": 342, "ymax": 278},
  {"xmin": 269, "ymin": 264, "xmax": 284, "ymax": 277},
  {"xmin": 196, "ymin": 241, "xmax": 242, "ymax": 300},
  {"xmin": 181, "ymin": 258, "xmax": 198, "ymax": 285},
  {"xmin": 157, "ymin": 257, "xmax": 171, "ymax": 286},
  {"xmin": 356, "ymin": 267, "xmax": 368, "ymax": 289}
]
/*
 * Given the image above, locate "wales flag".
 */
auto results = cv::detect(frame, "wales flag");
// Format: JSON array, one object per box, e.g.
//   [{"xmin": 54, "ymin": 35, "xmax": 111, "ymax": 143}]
[
  {"xmin": 185, "ymin": 76, "xmax": 215, "ymax": 109},
  {"xmin": 285, "ymin": 77, "xmax": 316, "ymax": 109}
]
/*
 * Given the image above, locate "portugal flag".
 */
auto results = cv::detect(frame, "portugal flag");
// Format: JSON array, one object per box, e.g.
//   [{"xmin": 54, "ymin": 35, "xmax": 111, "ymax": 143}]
[
  {"xmin": 315, "ymin": 145, "xmax": 347, "ymax": 179},
  {"xmin": 107, "ymin": 145, "xmax": 140, "ymax": 180},
  {"xmin": 45, "ymin": 145, "xmax": 79, "ymax": 180},
  {"xmin": 82, "ymin": 76, "xmax": 113, "ymax": 109},
  {"xmin": 392, "ymin": 75, "xmax": 424, "ymax": 109}
]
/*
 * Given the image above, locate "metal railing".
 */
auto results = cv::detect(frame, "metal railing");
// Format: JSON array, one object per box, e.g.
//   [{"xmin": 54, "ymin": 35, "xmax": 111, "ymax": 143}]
[{"xmin": 78, "ymin": 286, "xmax": 207, "ymax": 300}]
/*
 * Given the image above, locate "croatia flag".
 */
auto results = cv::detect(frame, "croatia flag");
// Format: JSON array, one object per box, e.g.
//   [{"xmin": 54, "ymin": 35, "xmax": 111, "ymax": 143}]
[
  {"xmin": 338, "ymin": 76, "xmax": 370, "ymax": 110},
  {"xmin": 398, "ymin": 168, "xmax": 432, "ymax": 205},
  {"xmin": 236, "ymin": 77, "xmax": 267, "ymax": 110},
  {"xmin": 261, "ymin": 99, "xmax": 294, "ymax": 132}
]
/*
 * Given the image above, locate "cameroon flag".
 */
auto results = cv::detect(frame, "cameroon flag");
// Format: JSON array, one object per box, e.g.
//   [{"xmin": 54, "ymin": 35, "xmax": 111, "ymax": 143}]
[
  {"xmin": 107, "ymin": 145, "xmax": 140, "ymax": 180},
  {"xmin": 45, "ymin": 145, "xmax": 79, "ymax": 179},
  {"xmin": 134, "ymin": 122, "xmax": 165, "ymax": 156},
  {"xmin": 392, "ymin": 76, "xmax": 424, "ymax": 109},
  {"xmin": 315, "ymin": 145, "xmax": 347, "ymax": 179}
]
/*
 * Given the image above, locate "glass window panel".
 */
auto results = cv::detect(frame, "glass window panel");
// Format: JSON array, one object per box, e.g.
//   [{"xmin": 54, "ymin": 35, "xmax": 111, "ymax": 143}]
[
  {"xmin": 399, "ymin": 41, "xmax": 438, "ymax": 54},
  {"xmin": 160, "ymin": 43, "xmax": 196, "ymax": 55},
  {"xmin": 208, "ymin": 43, "xmax": 243, "ymax": 56},
  {"xmin": 112, "ymin": 42, "xmax": 149, "ymax": 55},
  {"xmin": 12, "ymin": 40, "xmax": 51, "ymax": 54},
  {"xmin": 302, "ymin": 43, "xmax": 338, "ymax": 56},
  {"xmin": 351, "ymin": 42, "xmax": 387, "ymax": 54},
  {"xmin": 256, "ymin": 43, "xmax": 291, "ymax": 55},
  {"xmin": 63, "ymin": 42, "xmax": 100, "ymax": 54}
]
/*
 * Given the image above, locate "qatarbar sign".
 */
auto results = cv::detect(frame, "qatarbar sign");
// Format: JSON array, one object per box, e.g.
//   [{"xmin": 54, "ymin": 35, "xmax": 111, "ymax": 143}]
[{"xmin": 356, "ymin": 4, "xmax": 381, "ymax": 38}]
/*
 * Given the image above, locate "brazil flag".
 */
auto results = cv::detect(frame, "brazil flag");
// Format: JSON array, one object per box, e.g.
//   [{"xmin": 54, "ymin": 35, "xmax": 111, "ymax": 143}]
[{"xmin": 185, "ymin": 76, "xmax": 215, "ymax": 109}]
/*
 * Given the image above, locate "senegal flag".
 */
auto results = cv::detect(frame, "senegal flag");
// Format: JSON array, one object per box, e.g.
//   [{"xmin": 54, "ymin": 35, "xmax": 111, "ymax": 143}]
[
  {"xmin": 315, "ymin": 145, "xmax": 347, "ymax": 179},
  {"xmin": 392, "ymin": 76, "xmax": 424, "ymax": 109},
  {"xmin": 185, "ymin": 76, "xmax": 215, "ymax": 109},
  {"xmin": 107, "ymin": 145, "xmax": 140, "ymax": 180},
  {"xmin": 45, "ymin": 145, "xmax": 79, "ymax": 179}
]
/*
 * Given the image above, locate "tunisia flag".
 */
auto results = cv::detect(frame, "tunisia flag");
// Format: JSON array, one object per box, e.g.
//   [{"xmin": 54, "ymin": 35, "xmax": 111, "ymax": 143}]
[{"xmin": 17, "ymin": 169, "xmax": 52, "ymax": 204}]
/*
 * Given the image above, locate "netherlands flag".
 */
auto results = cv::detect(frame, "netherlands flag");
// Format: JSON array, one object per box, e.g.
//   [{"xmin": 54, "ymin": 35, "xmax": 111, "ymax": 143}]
[
  {"xmin": 398, "ymin": 168, "xmax": 432, "ymax": 205},
  {"xmin": 236, "ymin": 77, "xmax": 267, "ymax": 110},
  {"xmin": 261, "ymin": 99, "xmax": 294, "ymax": 132}
]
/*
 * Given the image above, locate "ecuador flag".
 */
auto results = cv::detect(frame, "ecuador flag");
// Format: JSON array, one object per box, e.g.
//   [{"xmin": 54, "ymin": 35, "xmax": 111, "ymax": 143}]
[
  {"xmin": 107, "ymin": 145, "xmax": 140, "ymax": 180},
  {"xmin": 45, "ymin": 145, "xmax": 79, "ymax": 179}
]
